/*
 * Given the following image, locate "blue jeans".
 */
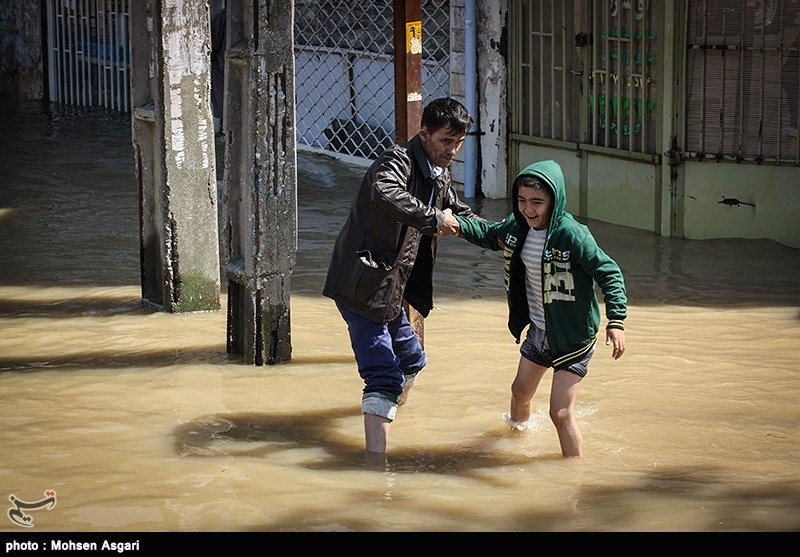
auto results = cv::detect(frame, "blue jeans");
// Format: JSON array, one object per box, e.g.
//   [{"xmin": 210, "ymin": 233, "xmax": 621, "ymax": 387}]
[{"xmin": 336, "ymin": 301, "xmax": 426, "ymax": 402}]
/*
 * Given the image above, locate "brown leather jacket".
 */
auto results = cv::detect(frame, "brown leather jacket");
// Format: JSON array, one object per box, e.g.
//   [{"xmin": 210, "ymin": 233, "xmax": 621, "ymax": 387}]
[{"xmin": 323, "ymin": 134, "xmax": 480, "ymax": 323}]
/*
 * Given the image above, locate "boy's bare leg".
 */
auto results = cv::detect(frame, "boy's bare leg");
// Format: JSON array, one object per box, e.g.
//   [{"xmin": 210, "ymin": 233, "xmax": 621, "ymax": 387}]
[
  {"xmin": 509, "ymin": 357, "xmax": 548, "ymax": 424},
  {"xmin": 550, "ymin": 370, "xmax": 583, "ymax": 458}
]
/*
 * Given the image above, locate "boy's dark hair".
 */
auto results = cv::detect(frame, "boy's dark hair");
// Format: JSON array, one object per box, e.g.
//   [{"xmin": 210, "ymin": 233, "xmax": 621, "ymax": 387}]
[
  {"xmin": 516, "ymin": 174, "xmax": 552, "ymax": 197},
  {"xmin": 421, "ymin": 97, "xmax": 473, "ymax": 135}
]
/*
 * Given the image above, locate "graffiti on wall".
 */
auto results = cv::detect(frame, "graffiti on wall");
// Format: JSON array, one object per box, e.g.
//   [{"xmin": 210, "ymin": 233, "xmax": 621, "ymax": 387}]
[
  {"xmin": 590, "ymin": 0, "xmax": 657, "ymax": 144},
  {"xmin": 589, "ymin": 94, "xmax": 656, "ymax": 136}
]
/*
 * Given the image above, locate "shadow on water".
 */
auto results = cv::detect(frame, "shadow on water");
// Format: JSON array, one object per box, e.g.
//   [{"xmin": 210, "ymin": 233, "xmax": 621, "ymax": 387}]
[
  {"xmin": 0, "ymin": 346, "xmax": 360, "ymax": 373},
  {"xmin": 173, "ymin": 410, "xmax": 800, "ymax": 532},
  {"xmin": 173, "ymin": 409, "xmax": 547, "ymax": 474},
  {"xmin": 570, "ymin": 469, "xmax": 800, "ymax": 532},
  {"xmin": 0, "ymin": 346, "xmax": 231, "ymax": 373},
  {"xmin": 0, "ymin": 296, "xmax": 150, "ymax": 318}
]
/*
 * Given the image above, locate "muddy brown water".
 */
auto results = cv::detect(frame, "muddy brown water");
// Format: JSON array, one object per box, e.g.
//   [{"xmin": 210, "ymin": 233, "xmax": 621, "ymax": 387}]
[{"xmin": 0, "ymin": 100, "xmax": 798, "ymax": 532}]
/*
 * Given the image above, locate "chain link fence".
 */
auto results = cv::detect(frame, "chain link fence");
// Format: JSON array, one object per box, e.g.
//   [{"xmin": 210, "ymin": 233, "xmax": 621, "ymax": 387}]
[
  {"xmin": 294, "ymin": 0, "xmax": 451, "ymax": 161},
  {"xmin": 43, "ymin": 0, "xmax": 452, "ymax": 162}
]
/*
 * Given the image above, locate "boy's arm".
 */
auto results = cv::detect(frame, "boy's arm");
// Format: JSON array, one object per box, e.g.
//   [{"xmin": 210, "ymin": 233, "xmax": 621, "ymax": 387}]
[
  {"xmin": 594, "ymin": 259, "xmax": 627, "ymax": 327},
  {"xmin": 453, "ymin": 214, "xmax": 510, "ymax": 251},
  {"xmin": 580, "ymin": 236, "xmax": 627, "ymax": 359},
  {"xmin": 573, "ymin": 228, "xmax": 627, "ymax": 325}
]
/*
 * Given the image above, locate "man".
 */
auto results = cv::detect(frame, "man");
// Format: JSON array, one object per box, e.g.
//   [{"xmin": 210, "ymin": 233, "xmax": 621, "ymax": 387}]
[{"xmin": 323, "ymin": 97, "xmax": 480, "ymax": 464}]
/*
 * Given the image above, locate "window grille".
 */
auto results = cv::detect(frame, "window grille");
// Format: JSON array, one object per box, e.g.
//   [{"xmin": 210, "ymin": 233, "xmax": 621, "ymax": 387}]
[
  {"xmin": 511, "ymin": 0, "xmax": 583, "ymax": 142},
  {"xmin": 511, "ymin": 0, "xmax": 658, "ymax": 155},
  {"xmin": 685, "ymin": 0, "xmax": 800, "ymax": 164},
  {"xmin": 589, "ymin": 0, "xmax": 658, "ymax": 154},
  {"xmin": 46, "ymin": 0, "xmax": 130, "ymax": 111}
]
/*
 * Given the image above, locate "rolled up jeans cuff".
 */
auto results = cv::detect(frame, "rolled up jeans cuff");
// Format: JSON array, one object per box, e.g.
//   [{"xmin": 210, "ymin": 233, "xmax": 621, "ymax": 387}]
[
  {"xmin": 402, "ymin": 372, "xmax": 418, "ymax": 391},
  {"xmin": 362, "ymin": 392, "xmax": 398, "ymax": 421}
]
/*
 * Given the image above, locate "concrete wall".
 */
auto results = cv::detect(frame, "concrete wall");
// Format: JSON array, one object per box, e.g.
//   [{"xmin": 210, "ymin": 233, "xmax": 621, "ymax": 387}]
[
  {"xmin": 0, "ymin": 0, "xmax": 43, "ymax": 99},
  {"xmin": 449, "ymin": 0, "xmax": 508, "ymax": 199},
  {"xmin": 583, "ymin": 155, "xmax": 659, "ymax": 232},
  {"xmin": 682, "ymin": 161, "xmax": 800, "ymax": 249},
  {"xmin": 515, "ymin": 140, "xmax": 800, "ymax": 249}
]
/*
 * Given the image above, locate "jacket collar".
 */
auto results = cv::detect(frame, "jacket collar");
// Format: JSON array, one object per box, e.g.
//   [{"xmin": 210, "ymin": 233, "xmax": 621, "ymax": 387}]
[{"xmin": 408, "ymin": 135, "xmax": 440, "ymax": 181}]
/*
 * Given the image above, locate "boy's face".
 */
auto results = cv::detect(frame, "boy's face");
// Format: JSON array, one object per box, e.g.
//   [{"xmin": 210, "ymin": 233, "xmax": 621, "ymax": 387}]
[
  {"xmin": 419, "ymin": 124, "xmax": 466, "ymax": 169},
  {"xmin": 517, "ymin": 184, "xmax": 553, "ymax": 230}
]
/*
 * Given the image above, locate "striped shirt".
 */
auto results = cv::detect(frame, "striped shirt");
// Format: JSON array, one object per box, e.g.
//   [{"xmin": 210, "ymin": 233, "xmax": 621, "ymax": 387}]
[{"xmin": 521, "ymin": 227, "xmax": 547, "ymax": 330}]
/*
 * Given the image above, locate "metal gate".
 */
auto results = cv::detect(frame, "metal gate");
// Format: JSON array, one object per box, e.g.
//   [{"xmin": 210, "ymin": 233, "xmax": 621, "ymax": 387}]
[
  {"xmin": 587, "ymin": 0, "xmax": 659, "ymax": 155},
  {"xmin": 511, "ymin": 0, "xmax": 798, "ymax": 165},
  {"xmin": 510, "ymin": 0, "xmax": 583, "ymax": 143},
  {"xmin": 45, "ymin": 0, "xmax": 130, "ymax": 111},
  {"xmin": 684, "ymin": 0, "xmax": 800, "ymax": 164}
]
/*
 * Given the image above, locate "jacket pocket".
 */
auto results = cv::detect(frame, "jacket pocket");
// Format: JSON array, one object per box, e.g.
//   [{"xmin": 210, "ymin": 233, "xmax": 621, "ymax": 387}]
[
  {"xmin": 349, "ymin": 250, "xmax": 408, "ymax": 319},
  {"xmin": 340, "ymin": 250, "xmax": 394, "ymax": 299},
  {"xmin": 355, "ymin": 249, "xmax": 393, "ymax": 271}
]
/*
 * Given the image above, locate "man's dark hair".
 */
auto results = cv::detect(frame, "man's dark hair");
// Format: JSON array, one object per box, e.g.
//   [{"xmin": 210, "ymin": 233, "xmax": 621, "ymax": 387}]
[{"xmin": 421, "ymin": 97, "xmax": 473, "ymax": 135}]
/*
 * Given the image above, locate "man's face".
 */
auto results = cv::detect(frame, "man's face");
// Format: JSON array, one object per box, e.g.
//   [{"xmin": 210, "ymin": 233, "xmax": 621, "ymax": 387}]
[
  {"xmin": 419, "ymin": 125, "xmax": 466, "ymax": 168},
  {"xmin": 517, "ymin": 184, "xmax": 553, "ymax": 231}
]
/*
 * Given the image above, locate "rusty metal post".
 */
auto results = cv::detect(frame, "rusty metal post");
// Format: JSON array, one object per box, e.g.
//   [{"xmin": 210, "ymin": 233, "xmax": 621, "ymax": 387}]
[
  {"xmin": 222, "ymin": 0, "xmax": 297, "ymax": 365},
  {"xmin": 393, "ymin": 0, "xmax": 425, "ymax": 346}
]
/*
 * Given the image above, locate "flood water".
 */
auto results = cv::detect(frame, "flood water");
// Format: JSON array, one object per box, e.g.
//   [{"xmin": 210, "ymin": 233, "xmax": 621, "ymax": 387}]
[{"xmin": 1, "ymin": 99, "xmax": 799, "ymax": 533}]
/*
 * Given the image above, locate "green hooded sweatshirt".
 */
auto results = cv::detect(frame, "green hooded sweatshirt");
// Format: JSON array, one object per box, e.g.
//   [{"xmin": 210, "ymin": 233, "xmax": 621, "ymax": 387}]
[{"xmin": 455, "ymin": 160, "xmax": 626, "ymax": 369}]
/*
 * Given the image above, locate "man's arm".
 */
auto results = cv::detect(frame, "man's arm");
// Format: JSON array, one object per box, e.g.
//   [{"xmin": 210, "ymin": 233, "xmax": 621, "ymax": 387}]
[{"xmin": 370, "ymin": 151, "xmax": 441, "ymax": 234}]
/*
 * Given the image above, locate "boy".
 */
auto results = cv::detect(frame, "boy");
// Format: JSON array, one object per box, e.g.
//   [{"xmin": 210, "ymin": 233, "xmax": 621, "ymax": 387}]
[{"xmin": 454, "ymin": 160, "xmax": 627, "ymax": 458}]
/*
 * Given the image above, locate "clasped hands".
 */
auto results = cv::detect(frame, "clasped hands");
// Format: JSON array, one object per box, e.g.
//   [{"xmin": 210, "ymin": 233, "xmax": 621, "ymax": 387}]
[{"xmin": 435, "ymin": 208, "xmax": 460, "ymax": 237}]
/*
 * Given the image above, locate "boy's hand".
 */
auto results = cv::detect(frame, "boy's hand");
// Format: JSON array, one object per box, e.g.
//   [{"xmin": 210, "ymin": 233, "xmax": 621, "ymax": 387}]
[{"xmin": 606, "ymin": 328, "xmax": 626, "ymax": 359}]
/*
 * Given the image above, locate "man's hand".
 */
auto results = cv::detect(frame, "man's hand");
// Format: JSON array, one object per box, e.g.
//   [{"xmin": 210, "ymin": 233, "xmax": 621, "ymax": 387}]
[{"xmin": 436, "ymin": 208, "xmax": 460, "ymax": 237}]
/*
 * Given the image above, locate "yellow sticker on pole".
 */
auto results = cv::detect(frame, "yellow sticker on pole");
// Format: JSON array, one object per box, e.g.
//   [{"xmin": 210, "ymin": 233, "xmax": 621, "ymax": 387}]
[{"xmin": 406, "ymin": 21, "xmax": 422, "ymax": 55}]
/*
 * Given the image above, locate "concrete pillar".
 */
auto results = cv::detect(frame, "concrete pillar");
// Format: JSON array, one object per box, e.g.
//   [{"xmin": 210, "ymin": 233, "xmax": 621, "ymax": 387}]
[
  {"xmin": 130, "ymin": 0, "xmax": 221, "ymax": 313},
  {"xmin": 477, "ymin": 0, "xmax": 508, "ymax": 199},
  {"xmin": 222, "ymin": 0, "xmax": 297, "ymax": 365}
]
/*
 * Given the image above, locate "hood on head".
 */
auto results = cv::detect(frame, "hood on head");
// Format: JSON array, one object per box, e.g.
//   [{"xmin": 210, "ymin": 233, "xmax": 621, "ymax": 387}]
[{"xmin": 511, "ymin": 159, "xmax": 566, "ymax": 230}]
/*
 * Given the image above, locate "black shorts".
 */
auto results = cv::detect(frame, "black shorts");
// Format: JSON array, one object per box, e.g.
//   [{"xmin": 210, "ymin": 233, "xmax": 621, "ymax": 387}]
[{"xmin": 519, "ymin": 325, "xmax": 594, "ymax": 378}]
